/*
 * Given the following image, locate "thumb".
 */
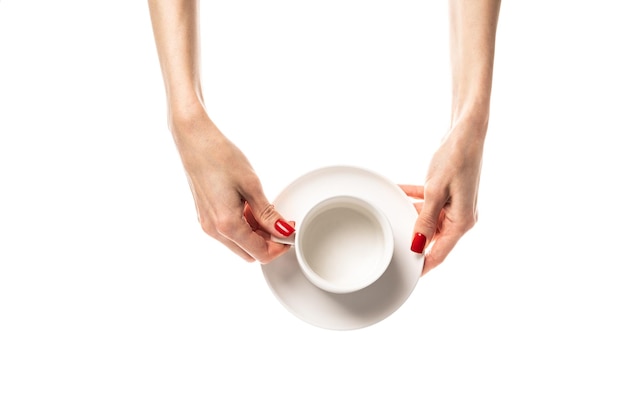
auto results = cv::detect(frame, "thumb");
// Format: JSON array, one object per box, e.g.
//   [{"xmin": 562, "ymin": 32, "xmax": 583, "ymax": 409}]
[
  {"xmin": 410, "ymin": 194, "xmax": 444, "ymax": 254},
  {"xmin": 247, "ymin": 195, "xmax": 295, "ymax": 238}
]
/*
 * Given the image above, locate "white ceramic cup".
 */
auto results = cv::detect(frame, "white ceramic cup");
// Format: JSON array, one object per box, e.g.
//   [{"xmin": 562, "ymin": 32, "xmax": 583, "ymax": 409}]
[{"xmin": 275, "ymin": 195, "xmax": 394, "ymax": 294}]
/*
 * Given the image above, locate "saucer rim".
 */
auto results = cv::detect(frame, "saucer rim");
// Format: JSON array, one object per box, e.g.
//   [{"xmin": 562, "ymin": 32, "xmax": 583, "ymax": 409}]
[{"xmin": 261, "ymin": 165, "xmax": 424, "ymax": 330}]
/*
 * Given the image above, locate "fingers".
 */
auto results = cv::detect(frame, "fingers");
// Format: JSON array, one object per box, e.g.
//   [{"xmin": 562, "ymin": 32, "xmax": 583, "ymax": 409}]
[
  {"xmin": 421, "ymin": 204, "xmax": 477, "ymax": 276},
  {"xmin": 408, "ymin": 197, "xmax": 464, "ymax": 276},
  {"xmin": 421, "ymin": 231, "xmax": 463, "ymax": 276},
  {"xmin": 244, "ymin": 185, "xmax": 295, "ymax": 239},
  {"xmin": 401, "ymin": 183, "xmax": 434, "ymax": 255},
  {"xmin": 399, "ymin": 184, "xmax": 425, "ymax": 200},
  {"xmin": 407, "ymin": 191, "xmax": 476, "ymax": 276},
  {"xmin": 214, "ymin": 213, "xmax": 291, "ymax": 264},
  {"xmin": 201, "ymin": 191, "xmax": 292, "ymax": 264},
  {"xmin": 214, "ymin": 234, "xmax": 256, "ymax": 263},
  {"xmin": 407, "ymin": 183, "xmax": 468, "ymax": 277},
  {"xmin": 402, "ymin": 183, "xmax": 446, "ymax": 271},
  {"xmin": 222, "ymin": 185, "xmax": 294, "ymax": 264},
  {"xmin": 400, "ymin": 184, "xmax": 423, "ymax": 220},
  {"xmin": 410, "ymin": 186, "xmax": 448, "ymax": 256}
]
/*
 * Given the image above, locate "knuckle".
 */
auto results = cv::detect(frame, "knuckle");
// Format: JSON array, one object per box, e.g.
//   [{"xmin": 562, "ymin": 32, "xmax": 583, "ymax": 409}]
[
  {"xmin": 243, "ymin": 256, "xmax": 257, "ymax": 264},
  {"xmin": 246, "ymin": 176, "xmax": 264, "ymax": 193},
  {"xmin": 241, "ymin": 174, "xmax": 264, "ymax": 198},
  {"xmin": 424, "ymin": 182, "xmax": 447, "ymax": 201},
  {"xmin": 258, "ymin": 203, "xmax": 278, "ymax": 223},
  {"xmin": 198, "ymin": 215, "xmax": 217, "ymax": 237},
  {"xmin": 214, "ymin": 219, "xmax": 238, "ymax": 237},
  {"xmin": 419, "ymin": 212, "xmax": 440, "ymax": 231},
  {"xmin": 459, "ymin": 212, "xmax": 478, "ymax": 232},
  {"xmin": 426, "ymin": 252, "xmax": 446, "ymax": 268}
]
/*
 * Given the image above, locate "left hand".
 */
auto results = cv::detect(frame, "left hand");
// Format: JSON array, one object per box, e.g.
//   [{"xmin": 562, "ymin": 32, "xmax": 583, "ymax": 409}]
[{"xmin": 401, "ymin": 119, "xmax": 486, "ymax": 276}]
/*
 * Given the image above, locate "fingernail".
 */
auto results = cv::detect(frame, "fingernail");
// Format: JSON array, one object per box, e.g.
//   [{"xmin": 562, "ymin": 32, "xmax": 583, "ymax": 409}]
[
  {"xmin": 411, "ymin": 233, "xmax": 427, "ymax": 254},
  {"xmin": 275, "ymin": 219, "xmax": 295, "ymax": 237}
]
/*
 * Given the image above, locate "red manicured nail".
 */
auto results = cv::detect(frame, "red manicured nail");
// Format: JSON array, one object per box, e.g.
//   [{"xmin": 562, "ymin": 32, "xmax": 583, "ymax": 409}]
[
  {"xmin": 275, "ymin": 219, "xmax": 295, "ymax": 237},
  {"xmin": 411, "ymin": 233, "xmax": 427, "ymax": 254}
]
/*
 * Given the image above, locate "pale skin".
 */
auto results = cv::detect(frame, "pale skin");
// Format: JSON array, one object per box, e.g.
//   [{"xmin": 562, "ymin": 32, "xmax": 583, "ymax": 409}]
[{"xmin": 147, "ymin": 0, "xmax": 501, "ymax": 275}]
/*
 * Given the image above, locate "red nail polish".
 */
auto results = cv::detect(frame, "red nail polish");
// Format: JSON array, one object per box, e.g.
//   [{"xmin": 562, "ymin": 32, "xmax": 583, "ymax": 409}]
[
  {"xmin": 411, "ymin": 233, "xmax": 427, "ymax": 254},
  {"xmin": 275, "ymin": 219, "xmax": 295, "ymax": 237}
]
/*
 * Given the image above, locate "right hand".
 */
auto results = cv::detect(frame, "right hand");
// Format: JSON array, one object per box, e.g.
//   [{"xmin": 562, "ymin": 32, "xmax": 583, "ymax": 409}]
[{"xmin": 170, "ymin": 109, "xmax": 294, "ymax": 264}]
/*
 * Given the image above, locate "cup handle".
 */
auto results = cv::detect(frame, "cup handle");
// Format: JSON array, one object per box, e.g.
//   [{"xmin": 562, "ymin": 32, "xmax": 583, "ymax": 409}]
[{"xmin": 271, "ymin": 234, "xmax": 296, "ymax": 246}]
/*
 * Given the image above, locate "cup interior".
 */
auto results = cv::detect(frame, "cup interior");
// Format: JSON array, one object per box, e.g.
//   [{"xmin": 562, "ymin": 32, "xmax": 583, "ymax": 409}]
[{"xmin": 296, "ymin": 196, "xmax": 394, "ymax": 294}]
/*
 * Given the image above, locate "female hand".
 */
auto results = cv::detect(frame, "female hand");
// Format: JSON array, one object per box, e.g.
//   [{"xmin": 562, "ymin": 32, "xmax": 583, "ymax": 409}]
[
  {"xmin": 402, "ymin": 118, "xmax": 485, "ymax": 276},
  {"xmin": 147, "ymin": 1, "xmax": 294, "ymax": 264},
  {"xmin": 171, "ymin": 110, "xmax": 294, "ymax": 264},
  {"xmin": 403, "ymin": 0, "xmax": 500, "ymax": 276}
]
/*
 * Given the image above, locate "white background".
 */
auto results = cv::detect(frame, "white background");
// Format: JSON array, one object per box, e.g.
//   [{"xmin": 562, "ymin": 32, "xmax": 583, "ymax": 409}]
[{"xmin": 1, "ymin": 1, "xmax": 625, "ymax": 416}]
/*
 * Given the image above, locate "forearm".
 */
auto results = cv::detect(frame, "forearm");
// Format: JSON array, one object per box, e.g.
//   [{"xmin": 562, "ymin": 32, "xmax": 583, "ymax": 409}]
[
  {"xmin": 148, "ymin": 0, "xmax": 204, "ymax": 126},
  {"xmin": 448, "ymin": 0, "xmax": 501, "ymax": 134}
]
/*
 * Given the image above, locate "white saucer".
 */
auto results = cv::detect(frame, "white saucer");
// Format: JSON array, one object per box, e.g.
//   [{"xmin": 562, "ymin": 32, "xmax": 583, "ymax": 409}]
[{"xmin": 261, "ymin": 165, "xmax": 424, "ymax": 330}]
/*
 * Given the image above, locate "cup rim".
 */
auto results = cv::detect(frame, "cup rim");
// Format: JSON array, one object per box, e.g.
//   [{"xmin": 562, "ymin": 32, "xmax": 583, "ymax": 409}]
[{"xmin": 295, "ymin": 195, "xmax": 394, "ymax": 294}]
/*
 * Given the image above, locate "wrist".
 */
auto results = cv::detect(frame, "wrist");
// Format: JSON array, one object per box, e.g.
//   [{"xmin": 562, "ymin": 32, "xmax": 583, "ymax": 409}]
[
  {"xmin": 446, "ymin": 106, "xmax": 490, "ymax": 150},
  {"xmin": 166, "ymin": 95, "xmax": 214, "ymax": 148},
  {"xmin": 451, "ymin": 100, "xmax": 490, "ymax": 139},
  {"xmin": 167, "ymin": 93, "xmax": 206, "ymax": 131},
  {"xmin": 450, "ymin": 69, "xmax": 493, "ymax": 134}
]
